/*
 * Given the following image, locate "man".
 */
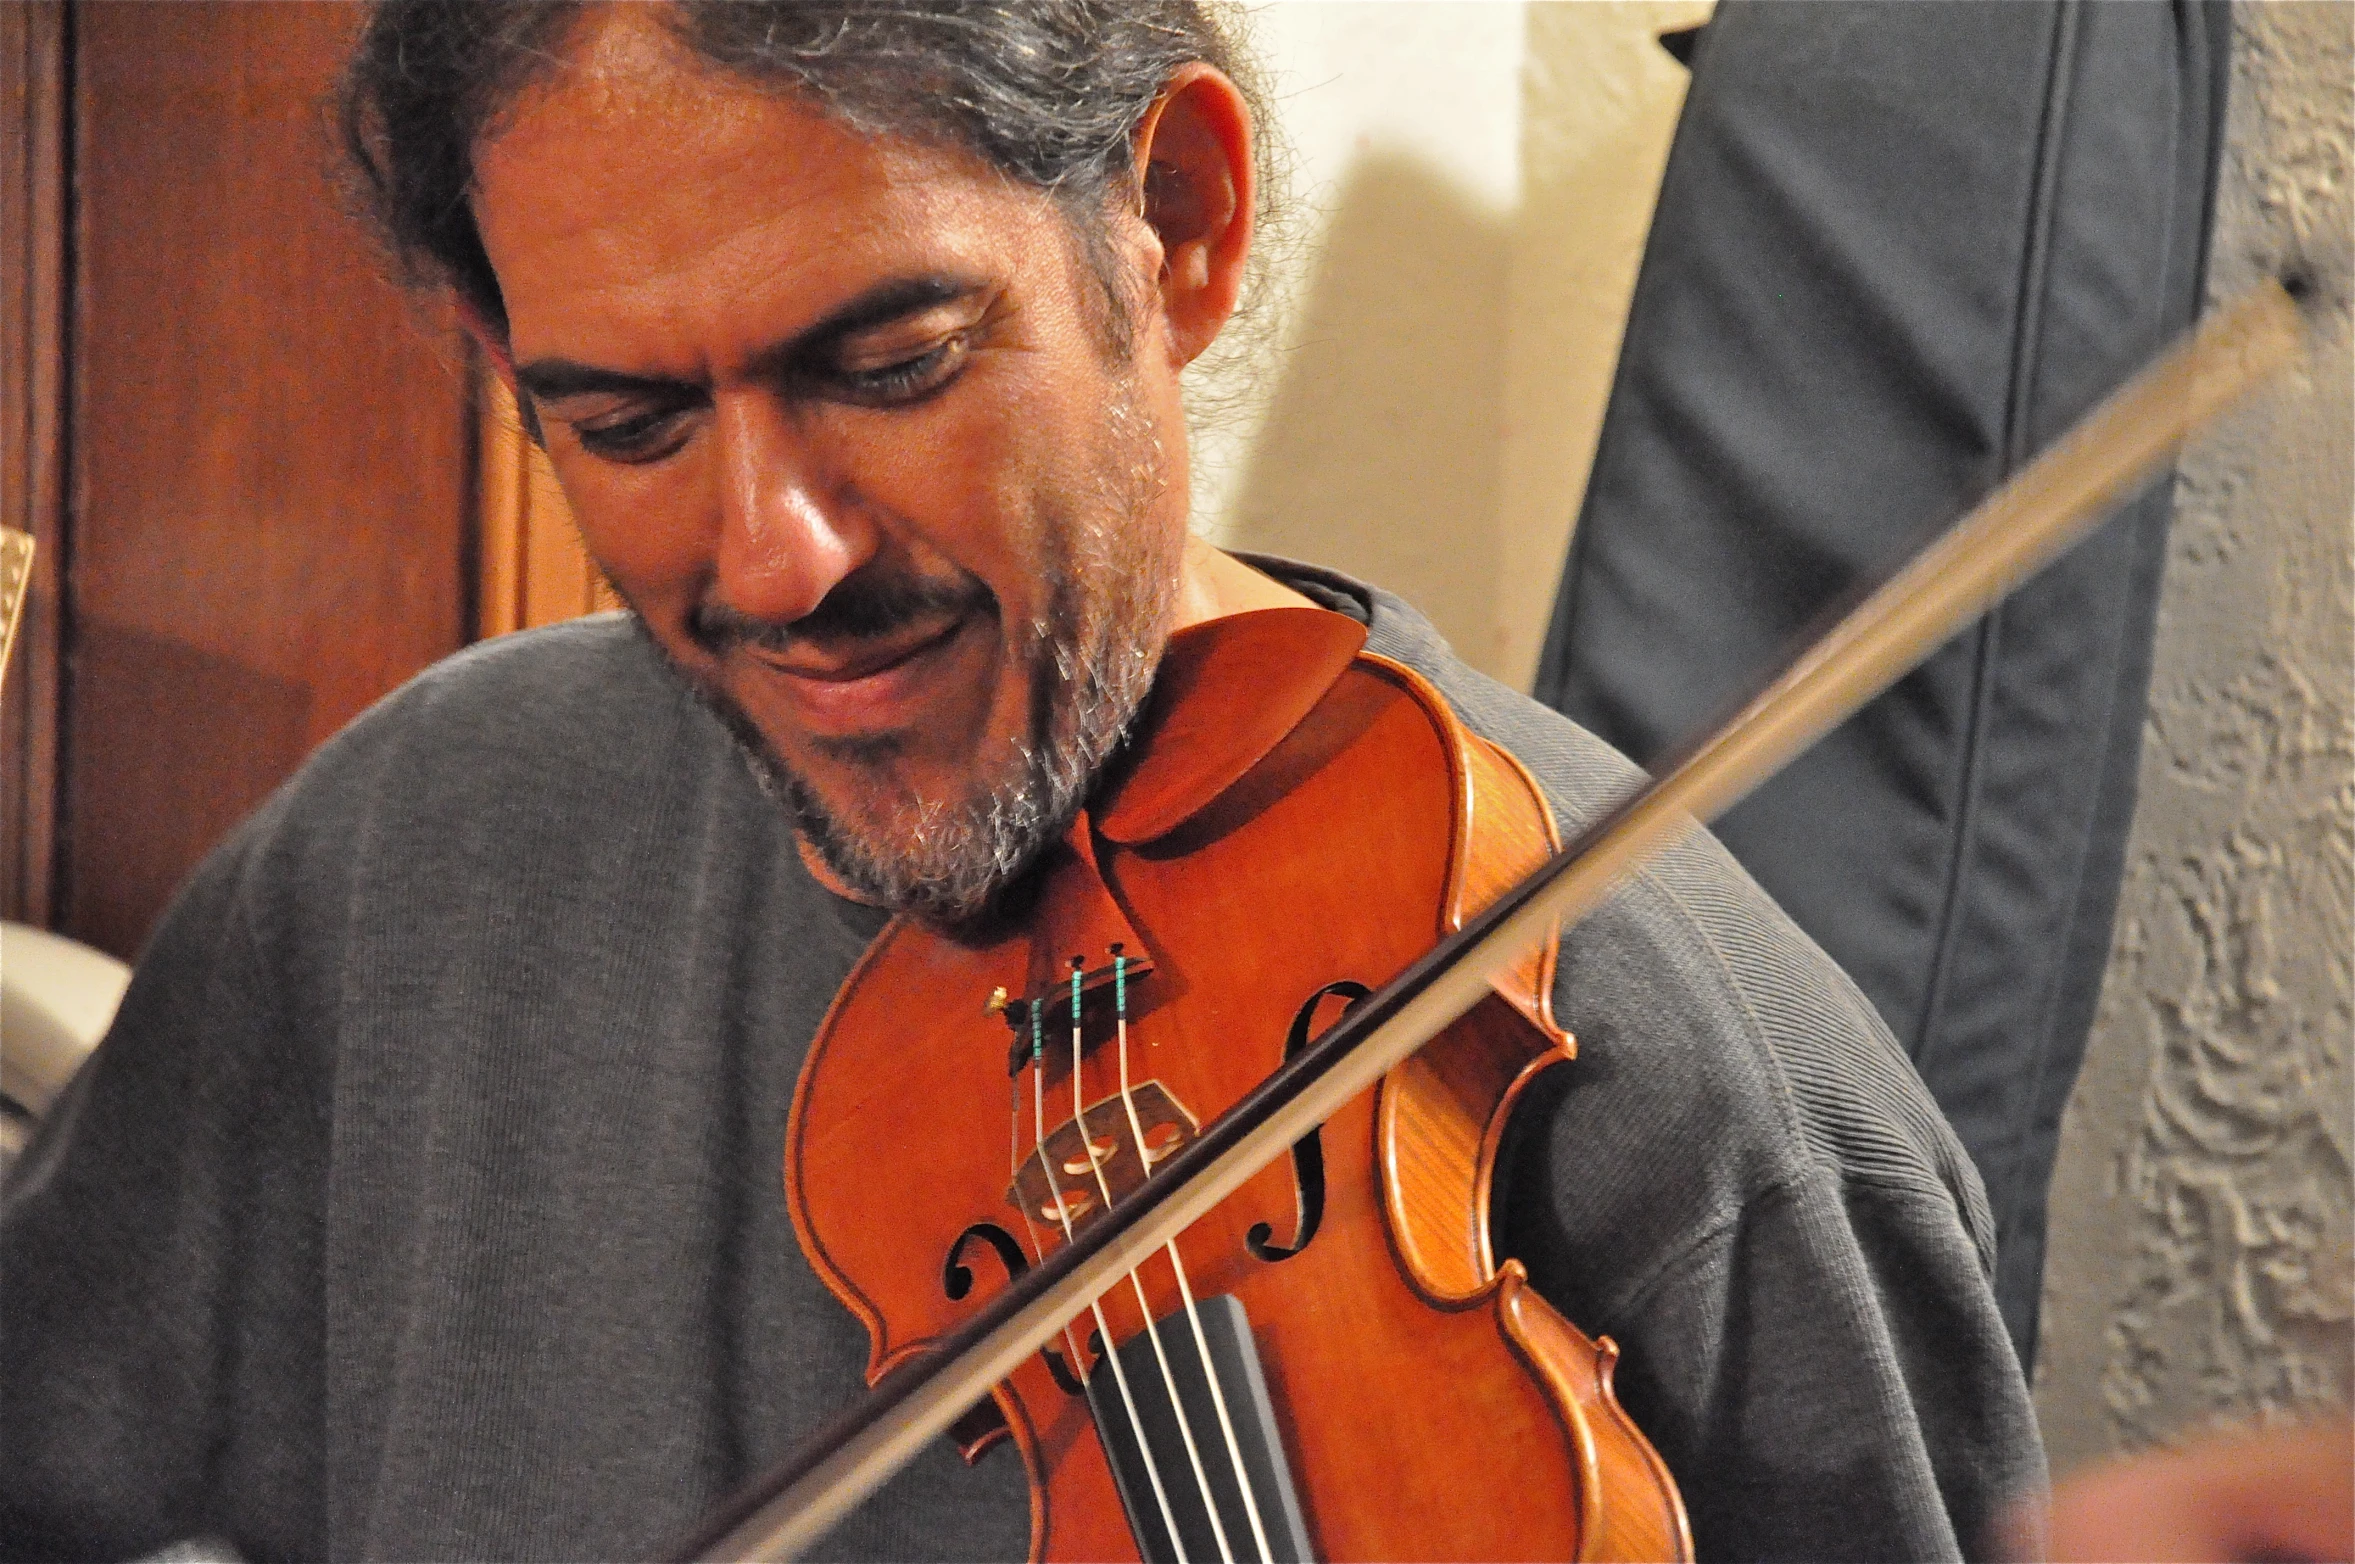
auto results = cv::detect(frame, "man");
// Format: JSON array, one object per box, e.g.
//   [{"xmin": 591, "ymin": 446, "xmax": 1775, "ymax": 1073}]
[{"xmin": 0, "ymin": 3, "xmax": 2042, "ymax": 1559}]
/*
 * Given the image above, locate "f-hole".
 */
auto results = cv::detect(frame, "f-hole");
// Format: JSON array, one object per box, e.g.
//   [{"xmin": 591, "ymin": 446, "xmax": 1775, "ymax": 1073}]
[
  {"xmin": 943, "ymin": 1223, "xmax": 1026, "ymax": 1300},
  {"xmin": 943, "ymin": 1222, "xmax": 1088, "ymax": 1396},
  {"xmin": 1247, "ymin": 980, "xmax": 1368, "ymax": 1262}
]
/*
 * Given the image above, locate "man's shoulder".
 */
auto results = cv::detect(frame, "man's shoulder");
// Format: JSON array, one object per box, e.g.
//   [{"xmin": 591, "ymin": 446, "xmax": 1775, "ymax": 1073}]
[
  {"xmin": 342, "ymin": 612, "xmax": 692, "ymax": 761},
  {"xmin": 207, "ymin": 615, "xmax": 737, "ymax": 913},
  {"xmin": 289, "ymin": 612, "xmax": 700, "ymax": 789},
  {"xmin": 1353, "ymin": 580, "xmax": 1991, "ymax": 1244}
]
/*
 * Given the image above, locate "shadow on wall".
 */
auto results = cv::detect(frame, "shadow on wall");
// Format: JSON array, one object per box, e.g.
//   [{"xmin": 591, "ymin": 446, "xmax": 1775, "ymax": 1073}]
[{"xmin": 1221, "ymin": 152, "xmax": 1512, "ymax": 662}]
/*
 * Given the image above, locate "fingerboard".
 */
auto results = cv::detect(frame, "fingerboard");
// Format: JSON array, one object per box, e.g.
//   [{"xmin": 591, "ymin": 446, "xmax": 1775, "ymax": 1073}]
[{"xmin": 1082, "ymin": 1293, "xmax": 1315, "ymax": 1564}]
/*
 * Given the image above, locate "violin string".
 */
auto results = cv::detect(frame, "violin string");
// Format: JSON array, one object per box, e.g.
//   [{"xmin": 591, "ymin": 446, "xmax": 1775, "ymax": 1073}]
[
  {"xmin": 1010, "ymin": 1071, "xmax": 1103, "ymax": 1483},
  {"xmin": 1070, "ymin": 958, "xmax": 1238, "ymax": 1564},
  {"xmin": 1110, "ymin": 948, "xmax": 1278, "ymax": 1564},
  {"xmin": 1030, "ymin": 1002, "xmax": 1189, "ymax": 1561}
]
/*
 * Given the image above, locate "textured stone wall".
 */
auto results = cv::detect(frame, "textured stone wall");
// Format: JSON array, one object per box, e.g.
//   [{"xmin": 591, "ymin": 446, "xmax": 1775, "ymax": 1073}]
[{"xmin": 2035, "ymin": 0, "xmax": 2354, "ymax": 1475}]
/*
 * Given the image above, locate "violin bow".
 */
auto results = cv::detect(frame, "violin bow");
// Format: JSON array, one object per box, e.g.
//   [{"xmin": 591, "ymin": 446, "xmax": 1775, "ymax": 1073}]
[{"xmin": 671, "ymin": 278, "xmax": 2307, "ymax": 1563}]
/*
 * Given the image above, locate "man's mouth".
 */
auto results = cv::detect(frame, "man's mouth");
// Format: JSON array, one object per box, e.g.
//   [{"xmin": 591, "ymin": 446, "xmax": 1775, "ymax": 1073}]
[{"xmin": 732, "ymin": 610, "xmax": 983, "ymax": 739}]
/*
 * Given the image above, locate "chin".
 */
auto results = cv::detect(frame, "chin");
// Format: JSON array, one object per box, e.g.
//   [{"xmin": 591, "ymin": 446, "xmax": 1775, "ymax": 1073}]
[{"xmin": 818, "ymin": 729, "xmax": 1073, "ymax": 909}]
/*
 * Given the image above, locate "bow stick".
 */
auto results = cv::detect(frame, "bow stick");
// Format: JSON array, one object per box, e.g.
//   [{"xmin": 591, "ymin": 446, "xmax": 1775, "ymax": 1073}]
[{"xmin": 671, "ymin": 277, "xmax": 2307, "ymax": 1563}]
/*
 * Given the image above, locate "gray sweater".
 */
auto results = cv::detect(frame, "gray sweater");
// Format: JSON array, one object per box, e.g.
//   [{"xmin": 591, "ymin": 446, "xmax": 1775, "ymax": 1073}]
[{"xmin": 0, "ymin": 575, "xmax": 2043, "ymax": 1561}]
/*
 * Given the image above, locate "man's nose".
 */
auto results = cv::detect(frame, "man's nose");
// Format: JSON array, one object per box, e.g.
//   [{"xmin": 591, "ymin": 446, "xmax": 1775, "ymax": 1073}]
[{"xmin": 711, "ymin": 392, "xmax": 876, "ymax": 625}]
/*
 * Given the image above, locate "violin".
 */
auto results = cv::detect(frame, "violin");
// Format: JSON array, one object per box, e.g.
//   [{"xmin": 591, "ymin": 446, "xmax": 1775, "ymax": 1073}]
[
  {"xmin": 672, "ymin": 281, "xmax": 2301, "ymax": 1562},
  {"xmin": 785, "ymin": 606, "xmax": 1689, "ymax": 1561}
]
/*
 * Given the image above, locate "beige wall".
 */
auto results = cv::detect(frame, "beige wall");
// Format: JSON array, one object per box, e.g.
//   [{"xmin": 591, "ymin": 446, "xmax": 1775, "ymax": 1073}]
[
  {"xmin": 1192, "ymin": 0, "xmax": 1711, "ymax": 685},
  {"xmin": 2036, "ymin": 1, "xmax": 2354, "ymax": 1473}
]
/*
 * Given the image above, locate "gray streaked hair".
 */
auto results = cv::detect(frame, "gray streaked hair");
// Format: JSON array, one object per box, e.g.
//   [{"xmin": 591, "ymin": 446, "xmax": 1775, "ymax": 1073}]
[{"xmin": 338, "ymin": 0, "xmax": 1284, "ymax": 357}]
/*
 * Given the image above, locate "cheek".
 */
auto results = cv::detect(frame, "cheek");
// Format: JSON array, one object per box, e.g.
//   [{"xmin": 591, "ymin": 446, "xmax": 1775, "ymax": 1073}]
[
  {"xmin": 834, "ymin": 367, "xmax": 1093, "ymax": 595},
  {"xmin": 549, "ymin": 446, "xmax": 721, "ymax": 630}
]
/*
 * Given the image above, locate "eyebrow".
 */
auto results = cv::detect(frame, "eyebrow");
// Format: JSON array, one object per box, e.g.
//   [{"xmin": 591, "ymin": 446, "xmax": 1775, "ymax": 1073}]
[{"xmin": 514, "ymin": 274, "xmax": 984, "ymax": 403}]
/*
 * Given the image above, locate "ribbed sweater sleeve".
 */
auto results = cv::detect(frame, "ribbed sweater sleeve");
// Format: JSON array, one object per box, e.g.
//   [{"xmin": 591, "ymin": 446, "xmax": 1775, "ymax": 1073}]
[{"xmin": 1, "ymin": 807, "xmax": 330, "ymax": 1561}]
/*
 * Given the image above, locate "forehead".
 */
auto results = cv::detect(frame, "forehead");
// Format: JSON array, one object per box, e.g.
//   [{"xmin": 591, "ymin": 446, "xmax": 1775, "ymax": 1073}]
[{"xmin": 470, "ymin": 7, "xmax": 1063, "ymax": 365}]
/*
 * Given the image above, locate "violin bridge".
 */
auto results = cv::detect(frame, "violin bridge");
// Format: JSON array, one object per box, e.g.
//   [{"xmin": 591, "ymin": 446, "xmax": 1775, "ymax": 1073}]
[{"xmin": 1010, "ymin": 1080, "xmax": 1196, "ymax": 1228}]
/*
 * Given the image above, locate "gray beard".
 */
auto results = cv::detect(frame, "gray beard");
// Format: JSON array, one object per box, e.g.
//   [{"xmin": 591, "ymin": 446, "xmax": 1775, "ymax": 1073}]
[
  {"xmin": 747, "ymin": 541, "xmax": 1166, "ymax": 926},
  {"xmin": 667, "ymin": 406, "xmax": 1176, "ymax": 927}
]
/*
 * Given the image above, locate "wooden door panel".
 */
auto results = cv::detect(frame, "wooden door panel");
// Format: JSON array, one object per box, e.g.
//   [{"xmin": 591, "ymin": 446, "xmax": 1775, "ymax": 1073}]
[
  {"xmin": 478, "ymin": 376, "xmax": 617, "ymax": 638},
  {"xmin": 2, "ymin": 2, "xmax": 68, "ymax": 925},
  {"xmin": 66, "ymin": 2, "xmax": 470, "ymax": 957}
]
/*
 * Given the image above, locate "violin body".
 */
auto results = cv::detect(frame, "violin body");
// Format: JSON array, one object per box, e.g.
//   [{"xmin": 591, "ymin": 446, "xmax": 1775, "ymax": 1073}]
[{"xmin": 786, "ymin": 608, "xmax": 1689, "ymax": 1562}]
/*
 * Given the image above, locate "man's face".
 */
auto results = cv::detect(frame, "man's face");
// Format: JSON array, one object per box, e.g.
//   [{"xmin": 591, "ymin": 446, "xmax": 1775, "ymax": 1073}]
[{"xmin": 472, "ymin": 11, "xmax": 1192, "ymax": 921}]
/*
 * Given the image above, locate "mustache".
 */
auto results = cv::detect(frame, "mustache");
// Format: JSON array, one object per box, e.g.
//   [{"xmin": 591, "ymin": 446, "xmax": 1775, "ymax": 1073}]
[{"xmin": 687, "ymin": 571, "xmax": 992, "ymax": 656}]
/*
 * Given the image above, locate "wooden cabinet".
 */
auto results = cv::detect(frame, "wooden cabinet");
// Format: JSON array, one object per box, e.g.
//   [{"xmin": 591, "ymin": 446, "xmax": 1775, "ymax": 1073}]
[
  {"xmin": 3, "ymin": 3, "xmax": 69, "ymax": 936},
  {"xmin": 478, "ymin": 380, "xmax": 616, "ymax": 638},
  {"xmin": 3, "ymin": 3, "xmax": 604, "ymax": 960}
]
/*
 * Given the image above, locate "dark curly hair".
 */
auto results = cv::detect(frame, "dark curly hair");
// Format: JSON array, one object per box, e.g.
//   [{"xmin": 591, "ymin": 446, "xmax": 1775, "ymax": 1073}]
[{"xmin": 338, "ymin": 1, "xmax": 1278, "ymax": 348}]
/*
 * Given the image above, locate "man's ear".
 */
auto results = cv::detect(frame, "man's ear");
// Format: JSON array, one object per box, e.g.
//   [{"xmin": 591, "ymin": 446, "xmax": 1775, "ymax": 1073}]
[
  {"xmin": 1130, "ymin": 64, "xmax": 1255, "ymax": 367},
  {"xmin": 456, "ymin": 297, "xmax": 544, "ymax": 447}
]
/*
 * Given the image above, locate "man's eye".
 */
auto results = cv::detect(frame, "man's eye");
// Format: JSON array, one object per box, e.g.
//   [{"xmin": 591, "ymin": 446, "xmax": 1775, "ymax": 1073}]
[
  {"xmin": 835, "ymin": 336, "xmax": 968, "ymax": 407},
  {"xmin": 571, "ymin": 406, "xmax": 690, "ymax": 462}
]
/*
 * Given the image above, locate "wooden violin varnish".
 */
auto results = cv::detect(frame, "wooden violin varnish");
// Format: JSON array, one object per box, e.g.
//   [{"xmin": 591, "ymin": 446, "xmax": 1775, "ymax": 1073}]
[{"xmin": 786, "ymin": 606, "xmax": 1691, "ymax": 1563}]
